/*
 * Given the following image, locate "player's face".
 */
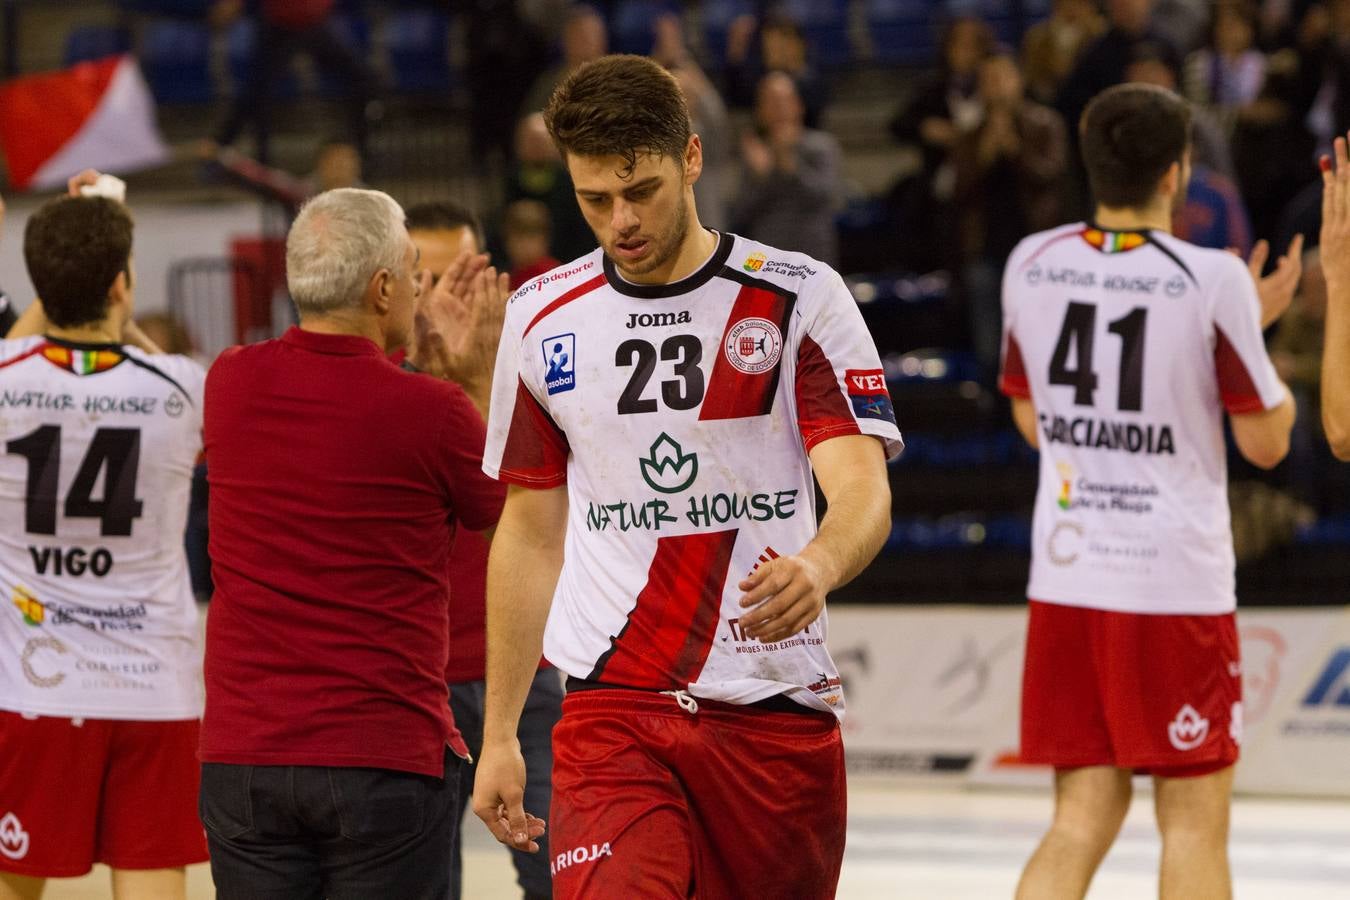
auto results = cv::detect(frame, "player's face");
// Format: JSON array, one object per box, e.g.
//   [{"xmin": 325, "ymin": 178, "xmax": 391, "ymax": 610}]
[
  {"xmin": 410, "ymin": 226, "xmax": 479, "ymax": 286},
  {"xmin": 384, "ymin": 238, "xmax": 421, "ymax": 351},
  {"xmin": 567, "ymin": 144, "xmax": 699, "ymax": 283}
]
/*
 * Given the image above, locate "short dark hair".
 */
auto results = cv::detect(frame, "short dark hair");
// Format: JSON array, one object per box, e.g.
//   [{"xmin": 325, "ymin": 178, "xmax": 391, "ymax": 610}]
[
  {"xmin": 404, "ymin": 201, "xmax": 485, "ymax": 252},
  {"xmin": 24, "ymin": 196, "xmax": 133, "ymax": 328},
  {"xmin": 543, "ymin": 54, "xmax": 691, "ymax": 176},
  {"xmin": 1080, "ymin": 84, "xmax": 1192, "ymax": 210}
]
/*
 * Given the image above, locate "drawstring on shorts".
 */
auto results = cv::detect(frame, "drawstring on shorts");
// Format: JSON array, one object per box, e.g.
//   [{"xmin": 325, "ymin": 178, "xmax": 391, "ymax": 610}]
[{"xmin": 660, "ymin": 689, "xmax": 700, "ymax": 714}]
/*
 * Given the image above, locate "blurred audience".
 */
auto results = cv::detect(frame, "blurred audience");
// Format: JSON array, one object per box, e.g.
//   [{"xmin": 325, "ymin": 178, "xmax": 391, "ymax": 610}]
[
  {"xmin": 1021, "ymin": 0, "xmax": 1107, "ymax": 105},
  {"xmin": 521, "ymin": 4, "xmax": 608, "ymax": 115},
  {"xmin": 730, "ymin": 71, "xmax": 843, "ymax": 266},
  {"xmin": 1183, "ymin": 0, "xmax": 1267, "ymax": 126},
  {"xmin": 503, "ymin": 112, "xmax": 596, "ymax": 262},
  {"xmin": 207, "ymin": 0, "xmax": 376, "ymax": 165},
  {"xmin": 952, "ymin": 52, "xmax": 1068, "ymax": 377},
  {"xmin": 500, "ymin": 200, "xmax": 560, "ymax": 289},
  {"xmin": 724, "ymin": 13, "xmax": 829, "ymax": 129}
]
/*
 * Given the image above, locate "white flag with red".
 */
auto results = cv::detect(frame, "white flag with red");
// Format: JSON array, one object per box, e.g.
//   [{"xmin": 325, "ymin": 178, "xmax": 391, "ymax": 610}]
[{"xmin": 0, "ymin": 54, "xmax": 168, "ymax": 191}]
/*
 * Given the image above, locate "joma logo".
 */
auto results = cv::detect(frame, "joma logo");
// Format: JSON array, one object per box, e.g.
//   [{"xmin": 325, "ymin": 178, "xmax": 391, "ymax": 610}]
[{"xmin": 626, "ymin": 311, "xmax": 691, "ymax": 328}]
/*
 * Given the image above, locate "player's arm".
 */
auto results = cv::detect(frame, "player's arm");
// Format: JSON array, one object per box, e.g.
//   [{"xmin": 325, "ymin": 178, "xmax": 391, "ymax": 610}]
[
  {"xmin": 472, "ymin": 483, "xmax": 565, "ymax": 853},
  {"xmin": 1229, "ymin": 385, "xmax": 1296, "ymax": 469},
  {"xmin": 1011, "ymin": 397, "xmax": 1039, "ymax": 448},
  {"xmin": 735, "ymin": 434, "xmax": 890, "ymax": 644},
  {"xmin": 1319, "ymin": 134, "xmax": 1350, "ymax": 459}
]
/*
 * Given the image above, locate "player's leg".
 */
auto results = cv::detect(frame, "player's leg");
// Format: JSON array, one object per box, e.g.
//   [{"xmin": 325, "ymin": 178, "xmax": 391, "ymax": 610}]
[
  {"xmin": 447, "ymin": 680, "xmax": 486, "ymax": 900},
  {"xmin": 0, "ymin": 714, "xmax": 105, "ymax": 890},
  {"xmin": 512, "ymin": 669, "xmax": 563, "ymax": 900},
  {"xmin": 549, "ymin": 690, "xmax": 694, "ymax": 899},
  {"xmin": 0, "ymin": 874, "xmax": 43, "ymax": 900},
  {"xmin": 97, "ymin": 719, "xmax": 207, "ymax": 894},
  {"xmin": 1153, "ymin": 765, "xmax": 1235, "ymax": 900},
  {"xmin": 680, "ymin": 702, "xmax": 848, "ymax": 900},
  {"xmin": 109, "ymin": 867, "xmax": 186, "ymax": 900},
  {"xmin": 1015, "ymin": 765, "xmax": 1133, "ymax": 900}
]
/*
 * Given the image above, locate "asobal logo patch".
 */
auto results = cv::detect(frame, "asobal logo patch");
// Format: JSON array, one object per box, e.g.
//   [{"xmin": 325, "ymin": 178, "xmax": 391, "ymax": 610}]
[
  {"xmin": 542, "ymin": 333, "xmax": 576, "ymax": 395},
  {"xmin": 639, "ymin": 433, "xmax": 698, "ymax": 493}
]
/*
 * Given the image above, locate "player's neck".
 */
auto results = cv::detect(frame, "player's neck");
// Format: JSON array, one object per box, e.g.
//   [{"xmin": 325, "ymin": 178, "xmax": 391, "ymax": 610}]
[
  {"xmin": 1093, "ymin": 202, "xmax": 1172, "ymax": 235},
  {"xmin": 46, "ymin": 319, "xmax": 122, "ymax": 345},
  {"xmin": 300, "ymin": 311, "xmax": 387, "ymax": 351}
]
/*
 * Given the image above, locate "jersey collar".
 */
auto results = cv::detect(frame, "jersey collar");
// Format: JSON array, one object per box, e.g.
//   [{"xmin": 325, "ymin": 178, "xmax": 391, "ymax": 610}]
[{"xmin": 601, "ymin": 230, "xmax": 734, "ymax": 299}]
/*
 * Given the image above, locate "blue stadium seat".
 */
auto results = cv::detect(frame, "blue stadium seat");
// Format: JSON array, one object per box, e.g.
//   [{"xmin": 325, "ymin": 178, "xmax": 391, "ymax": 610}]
[
  {"xmin": 317, "ymin": 11, "xmax": 372, "ymax": 98},
  {"xmin": 64, "ymin": 25, "xmax": 132, "ymax": 67},
  {"xmin": 383, "ymin": 9, "xmax": 452, "ymax": 93},
  {"xmin": 139, "ymin": 20, "xmax": 214, "ymax": 104},
  {"xmin": 777, "ymin": 0, "xmax": 854, "ymax": 68},
  {"xmin": 609, "ymin": 0, "xmax": 681, "ymax": 56},
  {"xmin": 227, "ymin": 18, "xmax": 299, "ymax": 100},
  {"xmin": 866, "ymin": 0, "xmax": 938, "ymax": 66}
]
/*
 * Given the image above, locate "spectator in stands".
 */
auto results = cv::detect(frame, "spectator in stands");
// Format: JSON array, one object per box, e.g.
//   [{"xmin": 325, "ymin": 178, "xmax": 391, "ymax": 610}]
[
  {"xmin": 500, "ymin": 200, "xmax": 560, "ymax": 289},
  {"xmin": 504, "ymin": 112, "xmax": 596, "ymax": 262},
  {"xmin": 402, "ymin": 200, "xmax": 562, "ymax": 900},
  {"xmin": 887, "ymin": 16, "xmax": 994, "ymax": 271},
  {"xmin": 1021, "ymin": 0, "xmax": 1107, "ymax": 105},
  {"xmin": 725, "ymin": 13, "xmax": 829, "ymax": 130},
  {"xmin": 207, "ymin": 0, "xmax": 377, "ymax": 166},
  {"xmin": 199, "ymin": 188, "xmax": 514, "ymax": 898},
  {"xmin": 1183, "ymin": 1, "xmax": 1267, "ymax": 126},
  {"xmin": 952, "ymin": 51, "xmax": 1068, "ymax": 378},
  {"xmin": 465, "ymin": 1, "xmax": 551, "ymax": 164},
  {"xmin": 1124, "ymin": 44, "xmax": 1253, "ymax": 253},
  {"xmin": 653, "ymin": 12, "xmax": 734, "ymax": 231},
  {"xmin": 730, "ymin": 71, "xmax": 843, "ymax": 266},
  {"xmin": 521, "ymin": 4, "xmax": 607, "ymax": 115}
]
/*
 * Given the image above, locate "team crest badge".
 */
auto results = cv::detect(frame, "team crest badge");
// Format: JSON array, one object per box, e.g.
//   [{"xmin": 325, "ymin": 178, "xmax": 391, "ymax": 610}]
[
  {"xmin": 724, "ymin": 318, "xmax": 782, "ymax": 374},
  {"xmin": 742, "ymin": 252, "xmax": 766, "ymax": 273}
]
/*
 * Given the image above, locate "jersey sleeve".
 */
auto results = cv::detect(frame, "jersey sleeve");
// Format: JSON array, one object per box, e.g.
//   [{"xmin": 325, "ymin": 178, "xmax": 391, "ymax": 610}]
[
  {"xmin": 998, "ymin": 242, "xmax": 1031, "ymax": 399},
  {"xmin": 1209, "ymin": 257, "xmax": 1285, "ymax": 414},
  {"xmin": 436, "ymin": 382, "xmax": 507, "ymax": 532},
  {"xmin": 793, "ymin": 269, "xmax": 904, "ymax": 459},
  {"xmin": 481, "ymin": 306, "xmax": 570, "ymax": 488}
]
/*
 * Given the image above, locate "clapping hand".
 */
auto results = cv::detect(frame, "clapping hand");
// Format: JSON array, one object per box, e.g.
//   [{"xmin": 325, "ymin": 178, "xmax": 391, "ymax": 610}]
[
  {"xmin": 1321, "ymin": 135, "xmax": 1350, "ymax": 292},
  {"xmin": 412, "ymin": 250, "xmax": 510, "ymax": 390},
  {"xmin": 1242, "ymin": 235, "xmax": 1303, "ymax": 328}
]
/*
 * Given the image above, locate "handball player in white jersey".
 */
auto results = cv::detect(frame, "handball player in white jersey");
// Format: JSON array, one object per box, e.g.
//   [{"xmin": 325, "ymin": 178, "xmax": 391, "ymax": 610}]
[
  {"xmin": 0, "ymin": 183, "xmax": 207, "ymax": 899},
  {"xmin": 470, "ymin": 55, "xmax": 902, "ymax": 898},
  {"xmin": 1000, "ymin": 84, "xmax": 1299, "ymax": 899}
]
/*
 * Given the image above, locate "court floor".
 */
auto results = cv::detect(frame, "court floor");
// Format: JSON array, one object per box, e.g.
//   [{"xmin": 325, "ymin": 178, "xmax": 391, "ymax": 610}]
[{"xmin": 52, "ymin": 779, "xmax": 1350, "ymax": 898}]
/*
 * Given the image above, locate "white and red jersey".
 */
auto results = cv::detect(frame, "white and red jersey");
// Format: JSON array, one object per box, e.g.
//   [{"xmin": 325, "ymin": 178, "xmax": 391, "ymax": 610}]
[
  {"xmin": 1000, "ymin": 223, "xmax": 1285, "ymax": 615},
  {"xmin": 483, "ymin": 233, "xmax": 902, "ymax": 717},
  {"xmin": 0, "ymin": 336, "xmax": 205, "ymax": 719}
]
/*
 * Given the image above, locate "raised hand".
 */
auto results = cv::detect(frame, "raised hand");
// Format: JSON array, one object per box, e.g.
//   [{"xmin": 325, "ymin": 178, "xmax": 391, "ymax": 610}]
[
  {"xmin": 1322, "ymin": 136, "xmax": 1350, "ymax": 290},
  {"xmin": 411, "ymin": 250, "xmax": 510, "ymax": 393},
  {"xmin": 1245, "ymin": 235, "xmax": 1303, "ymax": 328}
]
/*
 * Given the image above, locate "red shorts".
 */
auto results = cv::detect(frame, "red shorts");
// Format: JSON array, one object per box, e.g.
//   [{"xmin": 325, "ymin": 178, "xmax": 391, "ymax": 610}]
[
  {"xmin": 0, "ymin": 713, "xmax": 208, "ymax": 877},
  {"xmin": 549, "ymin": 688, "xmax": 846, "ymax": 900},
  {"xmin": 1020, "ymin": 600, "xmax": 1242, "ymax": 777}
]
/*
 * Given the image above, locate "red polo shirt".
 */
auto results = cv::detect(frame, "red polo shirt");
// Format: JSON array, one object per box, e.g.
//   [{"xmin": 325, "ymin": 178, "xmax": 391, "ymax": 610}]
[{"xmin": 201, "ymin": 327, "xmax": 503, "ymax": 776}]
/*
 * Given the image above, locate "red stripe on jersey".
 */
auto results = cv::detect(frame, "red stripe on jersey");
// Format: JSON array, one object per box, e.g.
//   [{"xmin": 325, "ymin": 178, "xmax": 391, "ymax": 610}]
[
  {"xmin": 1019, "ymin": 228, "xmax": 1086, "ymax": 271},
  {"xmin": 1214, "ymin": 326, "xmax": 1265, "ymax": 414},
  {"xmin": 698, "ymin": 284, "xmax": 794, "ymax": 421},
  {"xmin": 1000, "ymin": 333, "xmax": 1031, "ymax": 398},
  {"xmin": 795, "ymin": 333, "xmax": 860, "ymax": 452},
  {"xmin": 588, "ymin": 528, "xmax": 739, "ymax": 688},
  {"xmin": 0, "ymin": 343, "xmax": 47, "ymax": 372},
  {"xmin": 496, "ymin": 377, "xmax": 570, "ymax": 487},
  {"xmin": 523, "ymin": 274, "xmax": 607, "ymax": 337}
]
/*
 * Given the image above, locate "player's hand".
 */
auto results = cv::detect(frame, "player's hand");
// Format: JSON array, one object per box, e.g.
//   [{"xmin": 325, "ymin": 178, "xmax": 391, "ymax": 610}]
[
  {"xmin": 1242, "ymin": 234, "xmax": 1303, "ymax": 328},
  {"xmin": 472, "ymin": 740, "xmax": 546, "ymax": 853},
  {"xmin": 1321, "ymin": 134, "xmax": 1350, "ymax": 291},
  {"xmin": 735, "ymin": 553, "xmax": 829, "ymax": 645},
  {"xmin": 412, "ymin": 250, "xmax": 509, "ymax": 385},
  {"xmin": 67, "ymin": 169, "xmax": 101, "ymax": 196}
]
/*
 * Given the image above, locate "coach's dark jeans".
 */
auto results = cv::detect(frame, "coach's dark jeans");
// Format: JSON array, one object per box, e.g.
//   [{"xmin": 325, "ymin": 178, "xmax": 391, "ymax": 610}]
[{"xmin": 200, "ymin": 750, "xmax": 460, "ymax": 900}]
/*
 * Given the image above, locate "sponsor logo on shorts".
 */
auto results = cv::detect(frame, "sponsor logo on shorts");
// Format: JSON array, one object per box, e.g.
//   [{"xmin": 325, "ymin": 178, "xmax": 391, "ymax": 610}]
[
  {"xmin": 551, "ymin": 841, "xmax": 612, "ymax": 877},
  {"xmin": 742, "ymin": 252, "xmax": 766, "ymax": 272},
  {"xmin": 724, "ymin": 318, "xmax": 782, "ymax": 375},
  {"xmin": 0, "ymin": 812, "xmax": 30, "ymax": 860},
  {"xmin": 1167, "ymin": 704, "xmax": 1210, "ymax": 751},
  {"xmin": 542, "ymin": 333, "xmax": 576, "ymax": 395},
  {"xmin": 1229, "ymin": 701, "xmax": 1244, "ymax": 745}
]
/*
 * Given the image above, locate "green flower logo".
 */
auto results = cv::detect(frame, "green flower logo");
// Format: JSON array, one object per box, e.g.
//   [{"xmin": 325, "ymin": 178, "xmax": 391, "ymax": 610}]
[{"xmin": 639, "ymin": 433, "xmax": 699, "ymax": 494}]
